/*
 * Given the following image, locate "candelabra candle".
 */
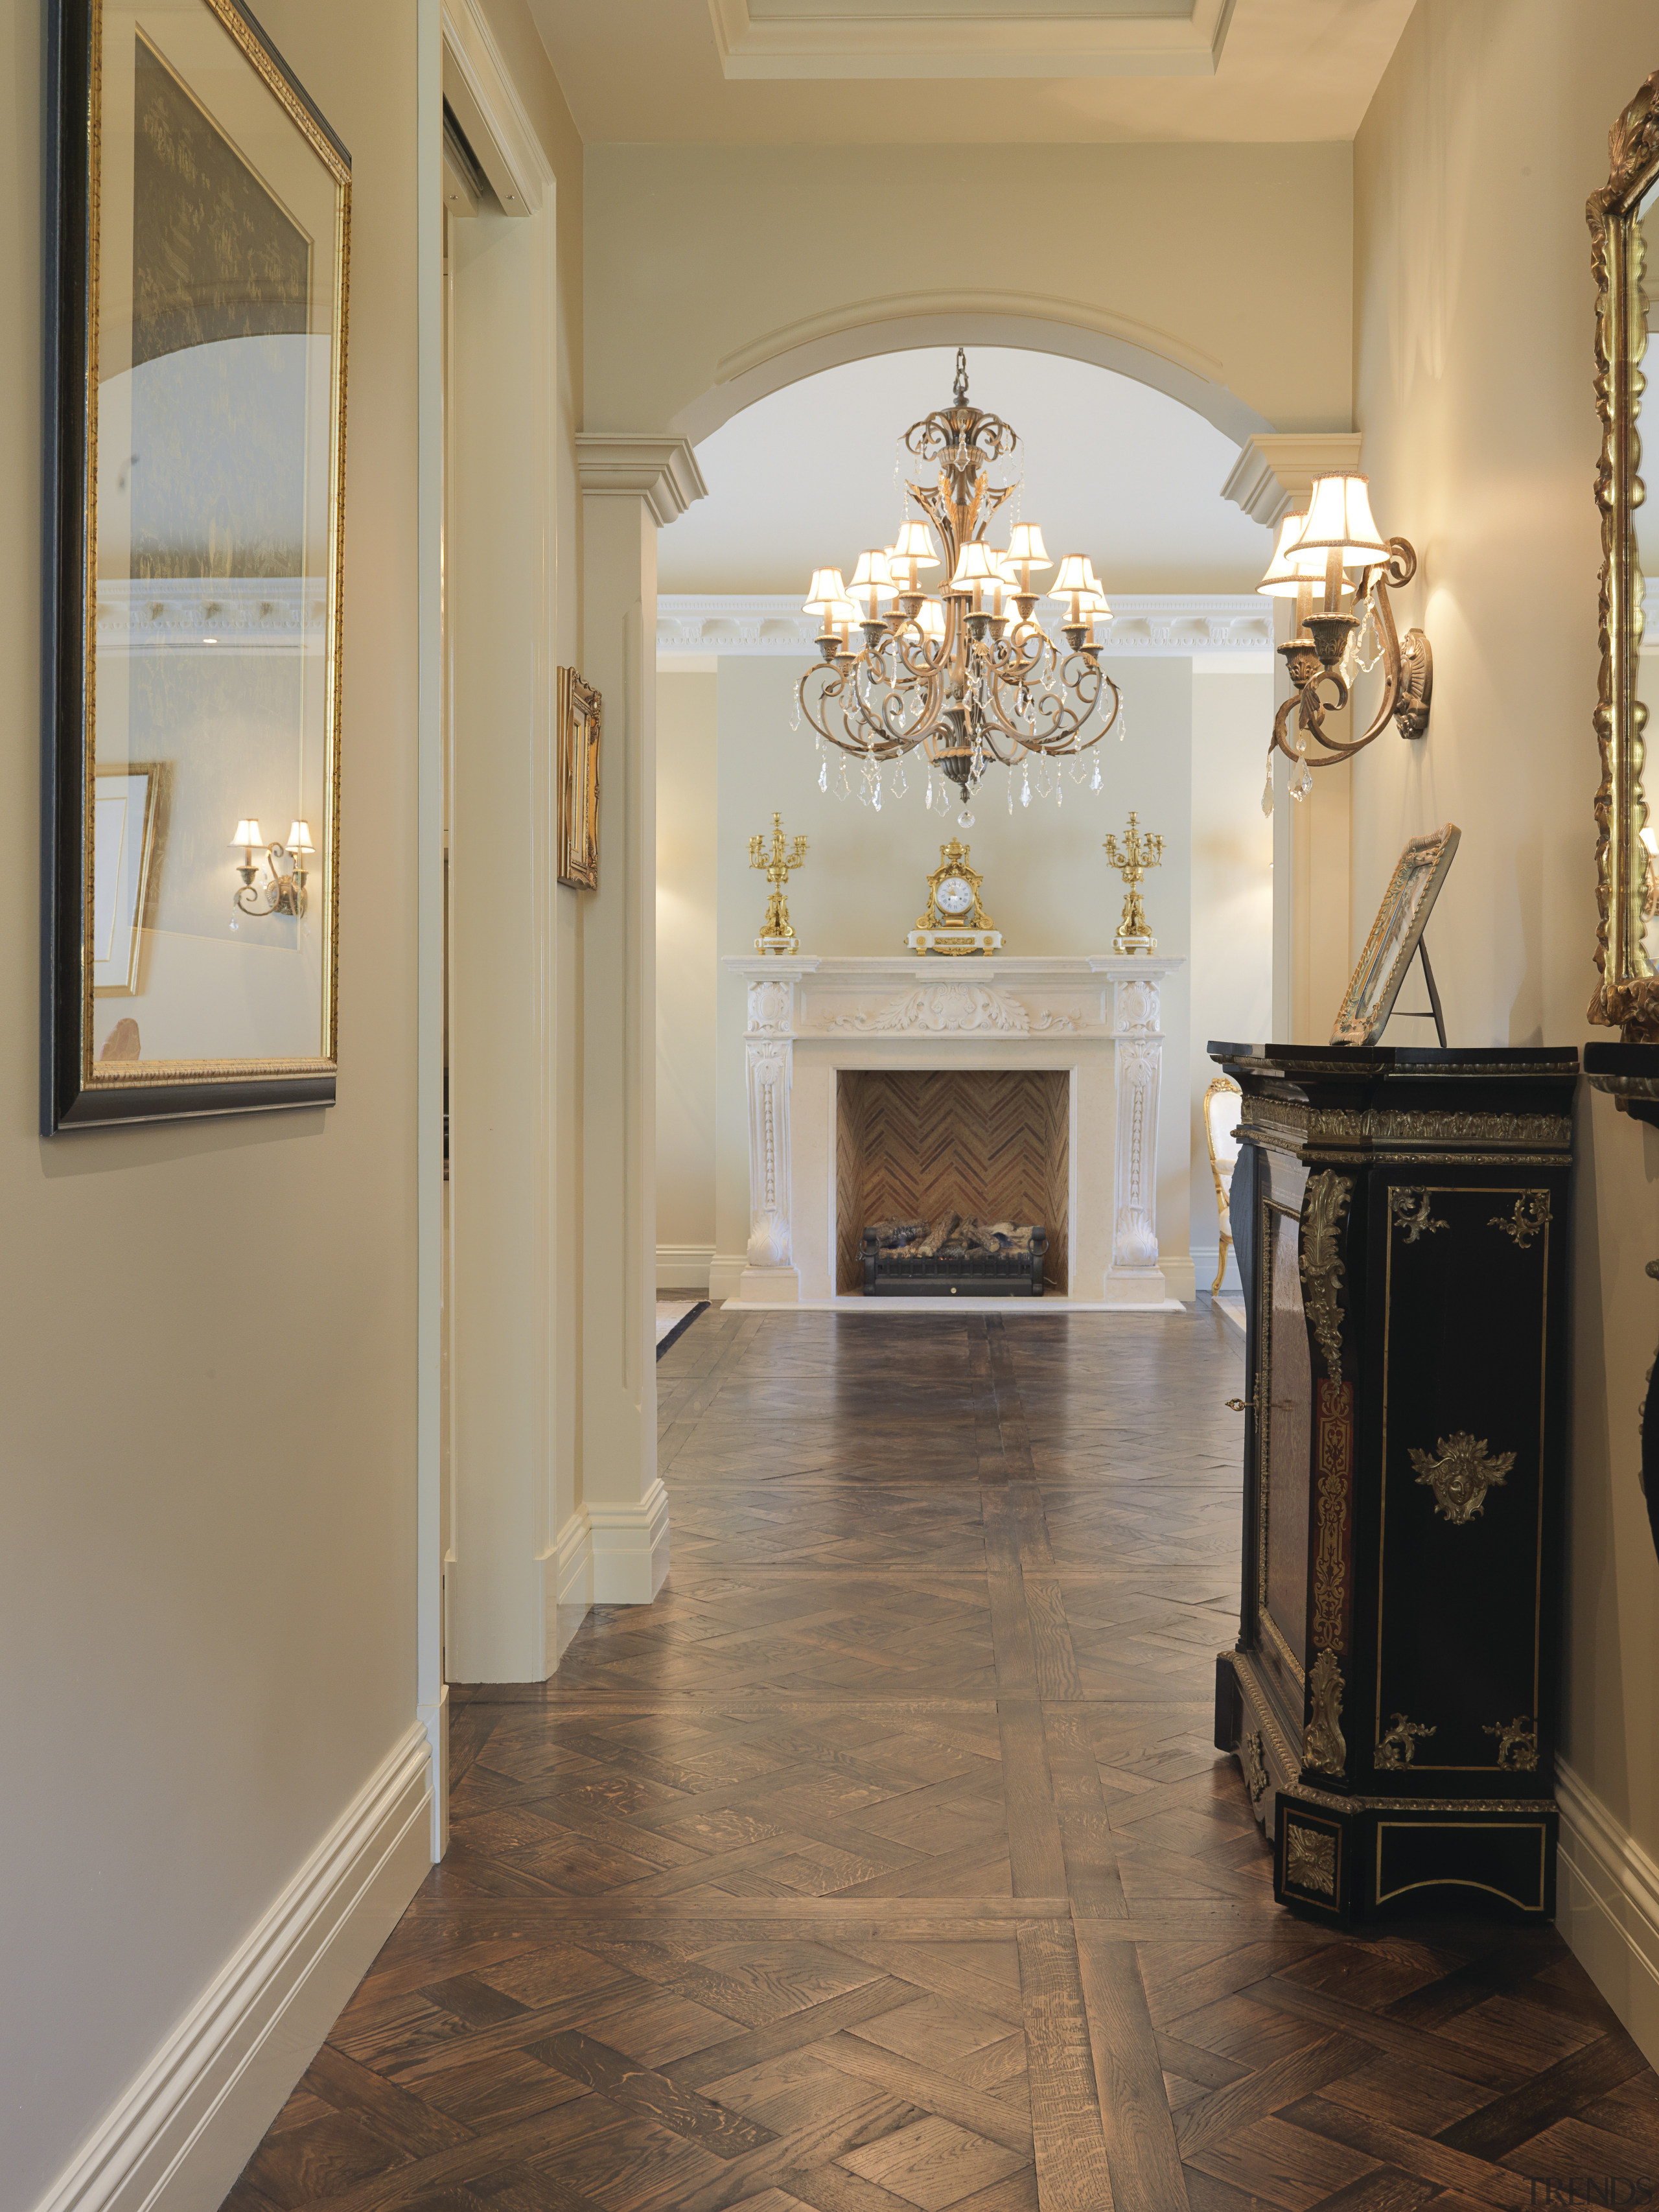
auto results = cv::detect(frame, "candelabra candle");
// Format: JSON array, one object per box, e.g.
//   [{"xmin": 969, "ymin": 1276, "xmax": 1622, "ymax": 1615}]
[
  {"xmin": 1102, "ymin": 811, "xmax": 1165, "ymax": 953},
  {"xmin": 749, "ymin": 812, "xmax": 809, "ymax": 954}
]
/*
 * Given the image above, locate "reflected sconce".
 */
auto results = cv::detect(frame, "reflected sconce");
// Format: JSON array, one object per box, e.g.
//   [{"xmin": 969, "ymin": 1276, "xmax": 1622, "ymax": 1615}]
[
  {"xmin": 231, "ymin": 818, "xmax": 312, "ymax": 918},
  {"xmin": 1258, "ymin": 473, "xmax": 1433, "ymax": 808}
]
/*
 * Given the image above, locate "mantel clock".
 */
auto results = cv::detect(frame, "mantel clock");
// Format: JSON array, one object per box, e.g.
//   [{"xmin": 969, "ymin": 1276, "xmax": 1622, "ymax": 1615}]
[{"xmin": 907, "ymin": 841, "xmax": 1003, "ymax": 956}]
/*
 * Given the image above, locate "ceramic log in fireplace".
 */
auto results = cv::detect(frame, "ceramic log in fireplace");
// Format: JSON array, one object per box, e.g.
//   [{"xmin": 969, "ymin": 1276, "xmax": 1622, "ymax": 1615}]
[{"xmin": 862, "ymin": 1224, "xmax": 1047, "ymax": 1298}]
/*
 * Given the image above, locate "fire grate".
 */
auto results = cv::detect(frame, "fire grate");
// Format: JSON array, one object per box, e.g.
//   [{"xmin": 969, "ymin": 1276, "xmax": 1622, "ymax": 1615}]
[{"xmin": 862, "ymin": 1218, "xmax": 1047, "ymax": 1299}]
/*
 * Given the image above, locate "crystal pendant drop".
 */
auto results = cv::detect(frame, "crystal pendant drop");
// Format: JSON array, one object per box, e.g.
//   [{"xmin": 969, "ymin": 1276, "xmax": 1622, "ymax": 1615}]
[
  {"xmin": 872, "ymin": 777, "xmax": 882, "ymax": 811},
  {"xmin": 958, "ymin": 806, "xmax": 975, "ymax": 827},
  {"xmin": 818, "ymin": 758, "xmax": 828, "ymax": 793},
  {"xmin": 1021, "ymin": 769, "xmax": 1031, "ymax": 809},
  {"xmin": 925, "ymin": 772, "xmax": 933, "ymax": 810},
  {"xmin": 1291, "ymin": 760, "xmax": 1312, "ymax": 802},
  {"xmin": 1091, "ymin": 754, "xmax": 1102, "ymax": 791},
  {"xmin": 1260, "ymin": 763, "xmax": 1274, "ymax": 817}
]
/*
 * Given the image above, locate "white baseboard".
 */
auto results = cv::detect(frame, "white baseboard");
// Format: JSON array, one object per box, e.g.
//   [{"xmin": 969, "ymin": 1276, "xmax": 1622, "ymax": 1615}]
[
  {"xmin": 554, "ymin": 1505, "xmax": 594, "ymax": 1659},
  {"xmin": 708, "ymin": 1252, "xmax": 748, "ymax": 1302},
  {"xmin": 32, "ymin": 1724, "xmax": 433, "ymax": 2212},
  {"xmin": 589, "ymin": 1477, "xmax": 671, "ymax": 1603},
  {"xmin": 656, "ymin": 1244, "xmax": 713, "ymax": 1291},
  {"xmin": 1161, "ymin": 1257, "xmax": 1196, "ymax": 1305},
  {"xmin": 1557, "ymin": 1756, "xmax": 1659, "ymax": 2071}
]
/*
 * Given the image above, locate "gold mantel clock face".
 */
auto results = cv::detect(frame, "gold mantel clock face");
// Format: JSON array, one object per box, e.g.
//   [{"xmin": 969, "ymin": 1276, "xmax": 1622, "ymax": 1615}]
[{"xmin": 916, "ymin": 841, "xmax": 995, "ymax": 940}]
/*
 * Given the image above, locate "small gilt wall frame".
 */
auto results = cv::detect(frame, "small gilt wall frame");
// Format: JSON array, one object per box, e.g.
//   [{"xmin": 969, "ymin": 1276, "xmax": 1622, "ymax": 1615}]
[
  {"xmin": 1331, "ymin": 824, "xmax": 1459, "ymax": 1046},
  {"xmin": 1588, "ymin": 67, "xmax": 1659, "ymax": 1035},
  {"xmin": 557, "ymin": 668, "xmax": 601, "ymax": 891}
]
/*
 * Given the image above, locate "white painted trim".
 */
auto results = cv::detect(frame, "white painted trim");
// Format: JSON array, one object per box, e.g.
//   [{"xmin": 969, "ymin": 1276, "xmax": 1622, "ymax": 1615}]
[
  {"xmin": 415, "ymin": 0, "xmax": 447, "ymax": 1867},
  {"xmin": 575, "ymin": 436, "xmax": 709, "ymax": 526},
  {"xmin": 709, "ymin": 1251, "xmax": 749, "ymax": 1302},
  {"xmin": 555, "ymin": 1506, "xmax": 594, "ymax": 1608},
  {"xmin": 1160, "ymin": 1257, "xmax": 1197, "ymax": 1305},
  {"xmin": 1220, "ymin": 432, "xmax": 1365, "ymax": 528},
  {"xmin": 439, "ymin": 0, "xmax": 547, "ymax": 215},
  {"xmin": 708, "ymin": 0, "xmax": 1236, "ymax": 79},
  {"xmin": 1557, "ymin": 1756, "xmax": 1659, "ymax": 2070},
  {"xmin": 656, "ymin": 1244, "xmax": 714, "ymax": 1291},
  {"xmin": 30, "ymin": 1727, "xmax": 433, "ymax": 2212},
  {"xmin": 658, "ymin": 592, "xmax": 1273, "ymax": 660},
  {"xmin": 588, "ymin": 1478, "xmax": 672, "ymax": 1605},
  {"xmin": 672, "ymin": 307, "xmax": 1270, "ymax": 450}
]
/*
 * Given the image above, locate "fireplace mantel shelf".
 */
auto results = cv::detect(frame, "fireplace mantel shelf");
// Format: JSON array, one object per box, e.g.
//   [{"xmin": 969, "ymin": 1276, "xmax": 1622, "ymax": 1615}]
[{"xmin": 723, "ymin": 953, "xmax": 1183, "ymax": 1308}]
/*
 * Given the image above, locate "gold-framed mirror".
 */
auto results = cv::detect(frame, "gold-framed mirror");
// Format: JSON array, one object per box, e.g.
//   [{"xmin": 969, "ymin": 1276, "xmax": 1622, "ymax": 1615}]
[{"xmin": 1589, "ymin": 69, "xmax": 1659, "ymax": 1035}]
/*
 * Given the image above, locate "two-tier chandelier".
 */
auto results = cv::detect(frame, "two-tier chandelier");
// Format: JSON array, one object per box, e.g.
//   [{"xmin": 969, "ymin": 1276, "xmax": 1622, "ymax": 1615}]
[{"xmin": 798, "ymin": 350, "xmax": 1124, "ymax": 826}]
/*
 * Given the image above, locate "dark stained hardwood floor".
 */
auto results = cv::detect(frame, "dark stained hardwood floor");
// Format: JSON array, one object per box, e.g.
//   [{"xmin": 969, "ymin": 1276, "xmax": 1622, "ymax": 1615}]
[{"xmin": 224, "ymin": 1306, "xmax": 1659, "ymax": 2212}]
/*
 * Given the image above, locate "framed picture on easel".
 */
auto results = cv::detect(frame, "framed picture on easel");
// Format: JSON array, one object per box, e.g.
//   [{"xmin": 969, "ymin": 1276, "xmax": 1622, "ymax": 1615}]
[
  {"xmin": 557, "ymin": 667, "xmax": 601, "ymax": 891},
  {"xmin": 1331, "ymin": 823, "xmax": 1460, "ymax": 1045}
]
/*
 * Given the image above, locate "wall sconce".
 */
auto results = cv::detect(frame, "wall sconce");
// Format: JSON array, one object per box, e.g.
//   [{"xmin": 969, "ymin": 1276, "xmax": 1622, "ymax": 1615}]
[
  {"xmin": 1257, "ymin": 472, "xmax": 1433, "ymax": 808},
  {"xmin": 231, "ymin": 818, "xmax": 313, "ymax": 918}
]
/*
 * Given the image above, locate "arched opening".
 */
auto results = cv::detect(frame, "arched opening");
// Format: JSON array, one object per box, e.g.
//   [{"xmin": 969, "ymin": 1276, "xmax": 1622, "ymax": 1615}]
[{"xmin": 653, "ymin": 342, "xmax": 1276, "ymax": 1325}]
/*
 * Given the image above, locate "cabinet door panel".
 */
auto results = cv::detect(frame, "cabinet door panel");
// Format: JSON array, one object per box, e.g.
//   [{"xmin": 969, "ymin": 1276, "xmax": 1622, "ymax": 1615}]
[
  {"xmin": 1257, "ymin": 1196, "xmax": 1310, "ymax": 1701},
  {"xmin": 1374, "ymin": 1183, "xmax": 1551, "ymax": 1775}
]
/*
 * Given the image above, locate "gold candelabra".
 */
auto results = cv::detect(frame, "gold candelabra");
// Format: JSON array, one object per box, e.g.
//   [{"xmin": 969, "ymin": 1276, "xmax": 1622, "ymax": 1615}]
[
  {"xmin": 749, "ymin": 813, "xmax": 809, "ymax": 953},
  {"xmin": 1102, "ymin": 811, "xmax": 1163, "ymax": 952}
]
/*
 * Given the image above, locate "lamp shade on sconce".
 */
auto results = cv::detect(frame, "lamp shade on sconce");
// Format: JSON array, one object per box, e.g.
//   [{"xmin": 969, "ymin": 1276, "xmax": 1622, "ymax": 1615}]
[
  {"xmin": 1049, "ymin": 555, "xmax": 1095, "ymax": 598},
  {"xmin": 804, "ymin": 568, "xmax": 848, "ymax": 614},
  {"xmin": 288, "ymin": 822, "xmax": 315, "ymax": 853},
  {"xmin": 231, "ymin": 819, "xmax": 262, "ymax": 848},
  {"xmin": 1295, "ymin": 474, "xmax": 1388, "ymax": 568},
  {"xmin": 1257, "ymin": 511, "xmax": 1323, "ymax": 596}
]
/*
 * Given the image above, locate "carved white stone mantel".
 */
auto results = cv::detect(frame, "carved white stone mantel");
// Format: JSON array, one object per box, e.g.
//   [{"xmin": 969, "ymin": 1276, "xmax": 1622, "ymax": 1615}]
[{"xmin": 725, "ymin": 954, "xmax": 1184, "ymax": 1305}]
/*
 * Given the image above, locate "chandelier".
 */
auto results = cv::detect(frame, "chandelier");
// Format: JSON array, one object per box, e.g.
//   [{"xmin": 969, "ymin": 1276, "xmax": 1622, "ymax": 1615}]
[{"xmin": 798, "ymin": 349, "xmax": 1124, "ymax": 826}]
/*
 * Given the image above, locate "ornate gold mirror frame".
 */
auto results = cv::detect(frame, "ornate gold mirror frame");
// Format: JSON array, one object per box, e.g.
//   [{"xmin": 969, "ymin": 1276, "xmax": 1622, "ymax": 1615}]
[{"xmin": 1589, "ymin": 68, "xmax": 1659, "ymax": 1035}]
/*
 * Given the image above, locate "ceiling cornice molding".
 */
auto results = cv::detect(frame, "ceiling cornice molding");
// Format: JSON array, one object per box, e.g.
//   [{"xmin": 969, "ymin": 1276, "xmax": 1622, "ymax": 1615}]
[
  {"xmin": 1220, "ymin": 432, "xmax": 1365, "ymax": 528},
  {"xmin": 575, "ymin": 436, "xmax": 710, "ymax": 526},
  {"xmin": 706, "ymin": 0, "xmax": 1236, "ymax": 82},
  {"xmin": 658, "ymin": 592, "xmax": 1272, "ymax": 658}
]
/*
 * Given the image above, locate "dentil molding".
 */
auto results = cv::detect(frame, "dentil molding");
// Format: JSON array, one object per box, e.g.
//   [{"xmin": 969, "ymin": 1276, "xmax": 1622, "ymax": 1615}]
[
  {"xmin": 660, "ymin": 592, "xmax": 1272, "ymax": 659},
  {"xmin": 576, "ymin": 435, "xmax": 709, "ymax": 526}
]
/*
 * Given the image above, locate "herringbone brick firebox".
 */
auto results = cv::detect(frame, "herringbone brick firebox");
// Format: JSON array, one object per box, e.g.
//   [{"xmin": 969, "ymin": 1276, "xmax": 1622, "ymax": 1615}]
[{"xmin": 835, "ymin": 1067, "xmax": 1070, "ymax": 1294}]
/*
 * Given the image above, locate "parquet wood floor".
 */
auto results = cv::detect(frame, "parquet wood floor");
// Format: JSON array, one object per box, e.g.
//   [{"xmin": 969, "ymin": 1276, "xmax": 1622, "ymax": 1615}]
[{"xmin": 224, "ymin": 1308, "xmax": 1659, "ymax": 2212}]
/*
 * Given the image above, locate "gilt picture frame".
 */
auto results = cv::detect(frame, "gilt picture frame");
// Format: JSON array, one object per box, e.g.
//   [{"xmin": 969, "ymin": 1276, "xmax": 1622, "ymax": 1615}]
[
  {"xmin": 43, "ymin": 0, "xmax": 350, "ymax": 1129},
  {"xmin": 557, "ymin": 667, "xmax": 601, "ymax": 891},
  {"xmin": 1330, "ymin": 824, "xmax": 1461, "ymax": 1046}
]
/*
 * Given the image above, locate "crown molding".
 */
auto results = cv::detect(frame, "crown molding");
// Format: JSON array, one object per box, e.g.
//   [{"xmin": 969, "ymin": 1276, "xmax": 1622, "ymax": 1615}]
[
  {"xmin": 657, "ymin": 592, "xmax": 1272, "ymax": 660},
  {"xmin": 576, "ymin": 436, "xmax": 710, "ymax": 526},
  {"xmin": 1220, "ymin": 432, "xmax": 1365, "ymax": 528},
  {"xmin": 706, "ymin": 0, "xmax": 1237, "ymax": 82}
]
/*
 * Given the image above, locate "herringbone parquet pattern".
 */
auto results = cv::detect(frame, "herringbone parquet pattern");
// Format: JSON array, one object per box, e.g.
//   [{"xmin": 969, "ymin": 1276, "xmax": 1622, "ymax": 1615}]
[
  {"xmin": 223, "ymin": 1309, "xmax": 1659, "ymax": 2212},
  {"xmin": 834, "ymin": 1072, "xmax": 1069, "ymax": 1291}
]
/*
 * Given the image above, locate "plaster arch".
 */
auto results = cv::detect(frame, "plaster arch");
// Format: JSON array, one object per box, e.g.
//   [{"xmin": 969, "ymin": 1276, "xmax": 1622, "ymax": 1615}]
[{"xmin": 667, "ymin": 292, "xmax": 1275, "ymax": 453}]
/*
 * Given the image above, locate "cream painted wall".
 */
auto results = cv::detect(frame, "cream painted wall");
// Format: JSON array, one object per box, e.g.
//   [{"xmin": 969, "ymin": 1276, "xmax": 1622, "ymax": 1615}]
[
  {"xmin": 1352, "ymin": 0, "xmax": 1659, "ymax": 2052},
  {"xmin": 583, "ymin": 143, "xmax": 1352, "ymax": 445},
  {"xmin": 1190, "ymin": 670, "xmax": 1275, "ymax": 1288},
  {"xmin": 707, "ymin": 654, "xmax": 1194, "ymax": 1297},
  {"xmin": 656, "ymin": 671, "xmax": 720, "ymax": 1281},
  {"xmin": 2, "ymin": 0, "xmax": 429, "ymax": 2198}
]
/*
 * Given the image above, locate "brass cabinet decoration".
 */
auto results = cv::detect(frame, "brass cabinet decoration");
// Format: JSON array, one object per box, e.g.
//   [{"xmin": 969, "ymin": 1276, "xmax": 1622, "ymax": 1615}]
[{"xmin": 1211, "ymin": 1041, "xmax": 1575, "ymax": 1926}]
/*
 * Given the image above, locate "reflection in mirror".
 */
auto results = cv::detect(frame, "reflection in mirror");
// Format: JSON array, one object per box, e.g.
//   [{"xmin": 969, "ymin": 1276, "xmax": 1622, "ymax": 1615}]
[
  {"xmin": 47, "ymin": 0, "xmax": 349, "ymax": 1127},
  {"xmin": 91, "ymin": 14, "xmax": 338, "ymax": 1066}
]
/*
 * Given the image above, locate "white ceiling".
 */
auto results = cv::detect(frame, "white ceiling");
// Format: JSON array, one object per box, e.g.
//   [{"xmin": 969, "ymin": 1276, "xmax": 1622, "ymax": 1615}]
[
  {"xmin": 528, "ymin": 0, "xmax": 1414, "ymax": 143},
  {"xmin": 657, "ymin": 345, "xmax": 1273, "ymax": 596}
]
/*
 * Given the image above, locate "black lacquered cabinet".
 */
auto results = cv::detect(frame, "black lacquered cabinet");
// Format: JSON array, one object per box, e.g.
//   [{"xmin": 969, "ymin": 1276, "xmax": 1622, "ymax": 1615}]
[{"xmin": 1210, "ymin": 1043, "xmax": 1576, "ymax": 1927}]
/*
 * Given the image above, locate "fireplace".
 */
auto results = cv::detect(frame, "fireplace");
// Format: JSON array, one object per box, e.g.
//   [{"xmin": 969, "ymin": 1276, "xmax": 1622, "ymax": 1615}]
[
  {"xmin": 835, "ymin": 1067, "xmax": 1069, "ymax": 1294},
  {"xmin": 722, "ymin": 953, "xmax": 1182, "ymax": 1307}
]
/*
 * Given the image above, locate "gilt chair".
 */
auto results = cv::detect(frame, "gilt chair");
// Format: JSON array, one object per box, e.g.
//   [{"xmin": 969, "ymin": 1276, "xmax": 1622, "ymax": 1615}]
[{"xmin": 1203, "ymin": 1074, "xmax": 1244, "ymax": 1298}]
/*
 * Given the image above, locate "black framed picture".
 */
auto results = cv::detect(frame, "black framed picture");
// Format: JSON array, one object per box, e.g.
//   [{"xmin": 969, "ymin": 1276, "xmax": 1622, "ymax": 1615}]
[{"xmin": 44, "ymin": 0, "xmax": 350, "ymax": 1129}]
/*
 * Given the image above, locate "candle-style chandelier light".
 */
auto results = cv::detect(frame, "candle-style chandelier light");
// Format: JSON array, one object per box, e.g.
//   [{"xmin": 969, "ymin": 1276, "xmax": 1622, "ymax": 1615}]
[{"xmin": 798, "ymin": 349, "xmax": 1124, "ymax": 826}]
